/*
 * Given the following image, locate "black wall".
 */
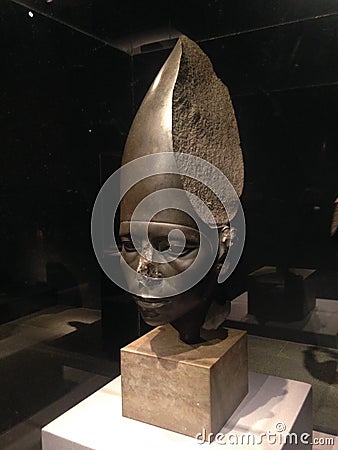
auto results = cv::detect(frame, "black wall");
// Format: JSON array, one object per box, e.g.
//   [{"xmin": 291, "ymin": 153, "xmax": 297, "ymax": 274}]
[
  {"xmin": 0, "ymin": 1, "xmax": 131, "ymax": 319},
  {"xmin": 1, "ymin": 1, "xmax": 337, "ymax": 336}
]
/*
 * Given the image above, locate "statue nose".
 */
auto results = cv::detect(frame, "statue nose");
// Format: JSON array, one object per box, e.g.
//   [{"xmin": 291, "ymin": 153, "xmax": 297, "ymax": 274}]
[
  {"xmin": 136, "ymin": 257, "xmax": 161, "ymax": 278},
  {"xmin": 135, "ymin": 242, "xmax": 164, "ymax": 278}
]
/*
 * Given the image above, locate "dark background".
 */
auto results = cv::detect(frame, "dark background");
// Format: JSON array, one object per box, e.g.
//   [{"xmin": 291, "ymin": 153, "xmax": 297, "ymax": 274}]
[{"xmin": 1, "ymin": 1, "xmax": 337, "ymax": 345}]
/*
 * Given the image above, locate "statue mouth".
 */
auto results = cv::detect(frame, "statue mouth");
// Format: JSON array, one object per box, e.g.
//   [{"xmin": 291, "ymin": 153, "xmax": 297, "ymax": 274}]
[
  {"xmin": 137, "ymin": 275, "xmax": 163, "ymax": 289},
  {"xmin": 135, "ymin": 297, "xmax": 171, "ymax": 309},
  {"xmin": 135, "ymin": 274, "xmax": 168, "ymax": 298}
]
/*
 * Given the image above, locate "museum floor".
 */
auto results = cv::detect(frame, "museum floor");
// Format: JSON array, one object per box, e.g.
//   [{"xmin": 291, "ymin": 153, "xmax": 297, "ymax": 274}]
[{"xmin": 0, "ymin": 306, "xmax": 336, "ymax": 449}]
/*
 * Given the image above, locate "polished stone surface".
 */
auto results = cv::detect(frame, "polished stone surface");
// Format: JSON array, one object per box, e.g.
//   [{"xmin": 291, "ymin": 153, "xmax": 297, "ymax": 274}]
[{"xmin": 121, "ymin": 325, "xmax": 248, "ymax": 438}]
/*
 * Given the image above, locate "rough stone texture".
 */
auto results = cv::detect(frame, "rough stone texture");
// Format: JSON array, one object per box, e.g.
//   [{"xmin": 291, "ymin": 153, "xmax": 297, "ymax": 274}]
[
  {"xmin": 173, "ymin": 36, "xmax": 244, "ymax": 225},
  {"xmin": 120, "ymin": 325, "xmax": 248, "ymax": 439},
  {"xmin": 121, "ymin": 35, "xmax": 244, "ymax": 226}
]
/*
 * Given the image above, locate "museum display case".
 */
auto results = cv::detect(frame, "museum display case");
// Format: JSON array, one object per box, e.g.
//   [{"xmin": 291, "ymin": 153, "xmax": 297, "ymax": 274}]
[{"xmin": 0, "ymin": 1, "xmax": 337, "ymax": 449}]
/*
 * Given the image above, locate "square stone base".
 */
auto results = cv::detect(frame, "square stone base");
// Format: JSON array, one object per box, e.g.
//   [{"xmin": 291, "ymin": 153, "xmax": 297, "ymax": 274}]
[{"xmin": 120, "ymin": 324, "xmax": 248, "ymax": 439}]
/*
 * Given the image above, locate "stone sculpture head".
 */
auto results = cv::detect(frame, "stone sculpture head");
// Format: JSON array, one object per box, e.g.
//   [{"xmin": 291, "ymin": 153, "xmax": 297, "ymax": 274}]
[{"xmin": 119, "ymin": 36, "xmax": 244, "ymax": 344}]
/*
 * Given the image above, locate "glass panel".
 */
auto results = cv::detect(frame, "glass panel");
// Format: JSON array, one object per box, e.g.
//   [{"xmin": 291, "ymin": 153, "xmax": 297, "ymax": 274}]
[{"xmin": 1, "ymin": 0, "xmax": 337, "ymax": 446}]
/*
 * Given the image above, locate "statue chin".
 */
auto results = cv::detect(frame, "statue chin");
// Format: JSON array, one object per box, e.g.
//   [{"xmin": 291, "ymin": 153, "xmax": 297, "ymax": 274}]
[
  {"xmin": 134, "ymin": 296, "xmax": 174, "ymax": 326},
  {"xmin": 131, "ymin": 273, "xmax": 220, "ymax": 344},
  {"xmin": 134, "ymin": 290, "xmax": 206, "ymax": 326}
]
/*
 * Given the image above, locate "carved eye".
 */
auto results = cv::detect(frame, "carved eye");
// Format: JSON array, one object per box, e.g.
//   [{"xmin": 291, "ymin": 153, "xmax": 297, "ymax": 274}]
[
  {"xmin": 168, "ymin": 245, "xmax": 190, "ymax": 257},
  {"xmin": 157, "ymin": 240, "xmax": 170, "ymax": 252},
  {"xmin": 121, "ymin": 240, "xmax": 136, "ymax": 253},
  {"xmin": 157, "ymin": 239, "xmax": 190, "ymax": 257}
]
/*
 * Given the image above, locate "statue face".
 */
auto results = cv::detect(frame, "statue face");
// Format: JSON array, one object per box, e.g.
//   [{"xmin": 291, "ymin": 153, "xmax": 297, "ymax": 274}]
[
  {"xmin": 119, "ymin": 213, "xmax": 228, "ymax": 343},
  {"xmin": 119, "ymin": 218, "xmax": 208, "ymax": 324}
]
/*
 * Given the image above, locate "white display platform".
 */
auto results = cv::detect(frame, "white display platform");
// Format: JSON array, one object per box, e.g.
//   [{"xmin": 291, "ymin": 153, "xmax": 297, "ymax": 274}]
[{"xmin": 42, "ymin": 372, "xmax": 312, "ymax": 449}]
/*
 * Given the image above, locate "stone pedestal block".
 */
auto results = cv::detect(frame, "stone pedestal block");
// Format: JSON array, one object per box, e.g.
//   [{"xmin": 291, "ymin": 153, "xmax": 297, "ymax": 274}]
[{"xmin": 120, "ymin": 324, "xmax": 248, "ymax": 439}]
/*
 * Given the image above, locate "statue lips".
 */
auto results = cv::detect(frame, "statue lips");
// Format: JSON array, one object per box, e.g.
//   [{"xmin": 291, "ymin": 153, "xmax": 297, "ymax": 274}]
[
  {"xmin": 135, "ymin": 298, "xmax": 171, "ymax": 309},
  {"xmin": 135, "ymin": 297, "xmax": 172, "ymax": 322},
  {"xmin": 137, "ymin": 274, "xmax": 163, "ymax": 290},
  {"xmin": 135, "ymin": 273, "xmax": 179, "ymax": 299}
]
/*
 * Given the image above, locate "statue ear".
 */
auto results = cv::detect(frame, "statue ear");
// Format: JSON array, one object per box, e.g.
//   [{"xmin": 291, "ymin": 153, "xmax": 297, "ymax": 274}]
[
  {"xmin": 216, "ymin": 226, "xmax": 232, "ymax": 266},
  {"xmin": 210, "ymin": 226, "xmax": 232, "ymax": 306}
]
